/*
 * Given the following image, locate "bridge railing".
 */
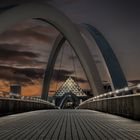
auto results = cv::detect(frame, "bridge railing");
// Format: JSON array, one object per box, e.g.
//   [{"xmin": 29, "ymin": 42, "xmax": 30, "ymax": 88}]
[
  {"xmin": 21, "ymin": 96, "xmax": 49, "ymax": 103},
  {"xmin": 78, "ymin": 83, "xmax": 140, "ymax": 120},
  {"xmin": 79, "ymin": 83, "xmax": 140, "ymax": 105},
  {"xmin": 0, "ymin": 95, "xmax": 57, "ymax": 116},
  {"xmin": 0, "ymin": 92, "xmax": 55, "ymax": 105}
]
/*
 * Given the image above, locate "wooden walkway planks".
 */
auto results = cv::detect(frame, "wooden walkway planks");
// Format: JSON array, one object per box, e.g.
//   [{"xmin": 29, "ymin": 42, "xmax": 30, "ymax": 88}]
[{"xmin": 0, "ymin": 110, "xmax": 140, "ymax": 140}]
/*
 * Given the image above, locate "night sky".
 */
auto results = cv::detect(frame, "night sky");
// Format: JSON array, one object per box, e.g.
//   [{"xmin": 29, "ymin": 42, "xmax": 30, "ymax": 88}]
[{"xmin": 0, "ymin": 0, "xmax": 140, "ymax": 96}]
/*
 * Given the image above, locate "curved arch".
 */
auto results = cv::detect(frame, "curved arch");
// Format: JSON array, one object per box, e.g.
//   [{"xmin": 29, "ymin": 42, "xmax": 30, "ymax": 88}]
[
  {"xmin": 82, "ymin": 24, "xmax": 128, "ymax": 89},
  {"xmin": 42, "ymin": 34, "xmax": 104, "ymax": 99},
  {"xmin": 45, "ymin": 24, "xmax": 127, "ymax": 97},
  {"xmin": 0, "ymin": 3, "xmax": 104, "ymax": 100}
]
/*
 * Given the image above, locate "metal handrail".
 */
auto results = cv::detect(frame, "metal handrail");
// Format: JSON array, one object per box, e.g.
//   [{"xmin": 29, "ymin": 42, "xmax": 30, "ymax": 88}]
[{"xmin": 80, "ymin": 83, "xmax": 140, "ymax": 105}]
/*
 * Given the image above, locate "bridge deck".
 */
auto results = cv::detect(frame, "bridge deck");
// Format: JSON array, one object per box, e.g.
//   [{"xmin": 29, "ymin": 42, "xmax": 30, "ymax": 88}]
[{"xmin": 0, "ymin": 110, "xmax": 140, "ymax": 140}]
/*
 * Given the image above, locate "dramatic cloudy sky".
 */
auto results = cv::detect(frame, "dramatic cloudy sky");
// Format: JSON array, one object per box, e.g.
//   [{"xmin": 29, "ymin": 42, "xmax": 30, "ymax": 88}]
[{"xmin": 0, "ymin": 0, "xmax": 140, "ymax": 96}]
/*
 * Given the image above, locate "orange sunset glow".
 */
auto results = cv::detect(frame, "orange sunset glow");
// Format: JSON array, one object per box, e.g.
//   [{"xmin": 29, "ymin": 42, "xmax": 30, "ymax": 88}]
[{"xmin": 0, "ymin": 79, "xmax": 90, "ymax": 97}]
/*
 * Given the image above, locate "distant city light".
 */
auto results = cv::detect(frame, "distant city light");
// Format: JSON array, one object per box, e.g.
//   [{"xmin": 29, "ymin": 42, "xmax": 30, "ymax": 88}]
[
  {"xmin": 124, "ymin": 87, "xmax": 129, "ymax": 91},
  {"xmin": 99, "ymin": 95, "xmax": 103, "ymax": 97},
  {"xmin": 137, "ymin": 84, "xmax": 140, "ymax": 89},
  {"xmin": 115, "ymin": 90, "xmax": 119, "ymax": 94}
]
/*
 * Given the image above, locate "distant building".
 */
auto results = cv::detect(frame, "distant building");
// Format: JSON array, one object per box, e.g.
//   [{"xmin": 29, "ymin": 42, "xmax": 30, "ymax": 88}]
[
  {"xmin": 10, "ymin": 84, "xmax": 21, "ymax": 95},
  {"xmin": 53, "ymin": 77, "xmax": 88, "ymax": 108},
  {"xmin": 103, "ymin": 84, "xmax": 112, "ymax": 92}
]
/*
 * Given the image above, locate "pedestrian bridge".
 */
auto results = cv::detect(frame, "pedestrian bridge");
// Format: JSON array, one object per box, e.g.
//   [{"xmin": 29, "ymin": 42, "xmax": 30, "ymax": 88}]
[
  {"xmin": 0, "ymin": 110, "xmax": 140, "ymax": 140},
  {"xmin": 0, "ymin": 2, "xmax": 140, "ymax": 140},
  {"xmin": 0, "ymin": 86, "xmax": 140, "ymax": 139}
]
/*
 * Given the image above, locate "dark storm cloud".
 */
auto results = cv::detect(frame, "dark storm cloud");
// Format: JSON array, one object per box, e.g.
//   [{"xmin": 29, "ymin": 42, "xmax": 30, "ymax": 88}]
[
  {"xmin": 0, "ymin": 22, "xmax": 58, "ymax": 65},
  {"xmin": 52, "ymin": 69, "xmax": 88, "ymax": 83},
  {"xmin": 0, "ymin": 66, "xmax": 33, "ymax": 84},
  {"xmin": 0, "ymin": 29, "xmax": 53, "ymax": 43},
  {"xmin": 0, "ymin": 44, "xmax": 21, "ymax": 50},
  {"xmin": 0, "ymin": 65, "xmax": 88, "ymax": 86},
  {"xmin": 0, "ymin": 46, "xmax": 38, "ymax": 59},
  {"xmin": 52, "ymin": 69, "xmax": 74, "ymax": 81},
  {"xmin": 0, "ymin": 23, "xmax": 59, "ymax": 68},
  {"xmin": 0, "ymin": 44, "xmax": 40, "ymax": 65},
  {"xmin": 0, "ymin": 65, "xmax": 44, "ymax": 85},
  {"xmin": 14, "ymin": 68, "xmax": 44, "ymax": 79},
  {"xmin": 0, "ymin": 65, "xmax": 85, "ymax": 88}
]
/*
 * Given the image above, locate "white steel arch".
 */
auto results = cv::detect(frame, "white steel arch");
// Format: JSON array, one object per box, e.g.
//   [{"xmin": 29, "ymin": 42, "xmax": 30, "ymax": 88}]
[{"xmin": 0, "ymin": 3, "xmax": 104, "ymax": 99}]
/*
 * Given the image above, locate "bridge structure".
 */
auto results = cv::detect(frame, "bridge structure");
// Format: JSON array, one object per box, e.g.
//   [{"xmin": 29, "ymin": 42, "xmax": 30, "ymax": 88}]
[{"xmin": 0, "ymin": 2, "xmax": 140, "ymax": 140}]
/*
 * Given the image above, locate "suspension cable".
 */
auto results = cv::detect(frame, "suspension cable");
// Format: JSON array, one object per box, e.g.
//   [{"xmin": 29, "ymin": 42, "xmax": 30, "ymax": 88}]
[
  {"xmin": 55, "ymin": 45, "xmax": 65, "ymax": 91},
  {"xmin": 70, "ymin": 47, "xmax": 77, "ymax": 83}
]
